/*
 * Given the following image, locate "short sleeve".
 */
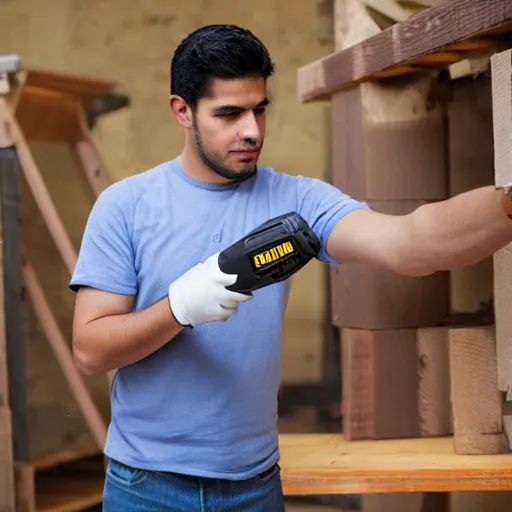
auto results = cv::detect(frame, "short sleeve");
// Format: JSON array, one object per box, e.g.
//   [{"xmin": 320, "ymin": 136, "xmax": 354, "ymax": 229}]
[
  {"xmin": 295, "ymin": 175, "xmax": 371, "ymax": 264},
  {"xmin": 69, "ymin": 179, "xmax": 138, "ymax": 295}
]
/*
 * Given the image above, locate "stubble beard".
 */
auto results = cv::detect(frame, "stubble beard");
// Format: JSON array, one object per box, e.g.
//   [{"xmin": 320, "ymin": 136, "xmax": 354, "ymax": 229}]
[{"xmin": 193, "ymin": 119, "xmax": 258, "ymax": 183}]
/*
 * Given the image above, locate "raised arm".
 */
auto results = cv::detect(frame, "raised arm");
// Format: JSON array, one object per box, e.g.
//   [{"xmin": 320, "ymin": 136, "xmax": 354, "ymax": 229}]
[{"xmin": 325, "ymin": 185, "xmax": 512, "ymax": 276}]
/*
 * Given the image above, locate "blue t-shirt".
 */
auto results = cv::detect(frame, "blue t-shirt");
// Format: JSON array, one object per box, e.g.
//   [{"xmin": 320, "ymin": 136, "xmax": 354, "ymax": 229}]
[{"xmin": 70, "ymin": 158, "xmax": 369, "ymax": 480}]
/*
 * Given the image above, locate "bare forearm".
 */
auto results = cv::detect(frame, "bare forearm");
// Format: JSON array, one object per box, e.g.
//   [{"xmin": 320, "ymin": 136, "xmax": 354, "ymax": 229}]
[
  {"xmin": 409, "ymin": 185, "xmax": 512, "ymax": 274},
  {"xmin": 74, "ymin": 297, "xmax": 184, "ymax": 375}
]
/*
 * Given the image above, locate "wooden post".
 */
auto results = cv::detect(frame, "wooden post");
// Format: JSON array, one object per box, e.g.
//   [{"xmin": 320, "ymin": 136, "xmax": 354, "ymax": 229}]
[
  {"xmin": 0, "ymin": 92, "xmax": 18, "ymax": 511},
  {"xmin": 0, "ymin": 100, "xmax": 78, "ymax": 275},
  {"xmin": 329, "ymin": 0, "xmax": 450, "ymax": 442},
  {"xmin": 450, "ymin": 326, "xmax": 508, "ymax": 454},
  {"xmin": 491, "ymin": 51, "xmax": 512, "ymax": 445},
  {"xmin": 23, "ymin": 262, "xmax": 107, "ymax": 449}
]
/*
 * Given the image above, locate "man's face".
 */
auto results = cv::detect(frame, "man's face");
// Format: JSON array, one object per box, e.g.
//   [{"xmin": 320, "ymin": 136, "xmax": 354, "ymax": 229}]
[{"xmin": 191, "ymin": 76, "xmax": 268, "ymax": 182}]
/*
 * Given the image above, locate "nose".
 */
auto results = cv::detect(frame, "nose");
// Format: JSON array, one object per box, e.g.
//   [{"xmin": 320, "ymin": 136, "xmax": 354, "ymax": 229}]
[{"xmin": 239, "ymin": 111, "xmax": 261, "ymax": 143}]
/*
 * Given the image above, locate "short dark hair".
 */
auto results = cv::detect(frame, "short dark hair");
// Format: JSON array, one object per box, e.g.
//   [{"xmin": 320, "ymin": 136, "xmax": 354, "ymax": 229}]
[{"xmin": 170, "ymin": 24, "xmax": 275, "ymax": 109}]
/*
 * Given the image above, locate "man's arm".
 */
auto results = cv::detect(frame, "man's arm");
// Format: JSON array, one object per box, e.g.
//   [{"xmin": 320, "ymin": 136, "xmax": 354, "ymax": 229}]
[
  {"xmin": 73, "ymin": 287, "xmax": 184, "ymax": 375},
  {"xmin": 326, "ymin": 185, "xmax": 512, "ymax": 276},
  {"xmin": 72, "ymin": 251, "xmax": 253, "ymax": 376}
]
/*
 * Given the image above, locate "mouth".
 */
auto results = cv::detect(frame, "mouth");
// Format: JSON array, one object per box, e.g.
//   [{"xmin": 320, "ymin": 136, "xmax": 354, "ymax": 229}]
[{"xmin": 230, "ymin": 149, "xmax": 260, "ymax": 161}]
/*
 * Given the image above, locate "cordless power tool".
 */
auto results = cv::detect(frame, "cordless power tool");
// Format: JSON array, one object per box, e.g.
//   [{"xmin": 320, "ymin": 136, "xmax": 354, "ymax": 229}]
[{"xmin": 218, "ymin": 212, "xmax": 321, "ymax": 295}]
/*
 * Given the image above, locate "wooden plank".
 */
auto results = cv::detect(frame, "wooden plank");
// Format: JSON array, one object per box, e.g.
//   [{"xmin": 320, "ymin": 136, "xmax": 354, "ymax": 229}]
[
  {"xmin": 35, "ymin": 455, "xmax": 105, "ymax": 512},
  {"xmin": 19, "ymin": 141, "xmax": 110, "ymax": 466},
  {"xmin": 494, "ymin": 245, "xmax": 512, "ymax": 397},
  {"xmin": 332, "ymin": 258, "xmax": 449, "ymax": 329},
  {"xmin": 21, "ymin": 277, "xmax": 109, "ymax": 466},
  {"xmin": 0, "ymin": 99, "xmax": 78, "ymax": 274},
  {"xmin": 417, "ymin": 327, "xmax": 452, "ymax": 437},
  {"xmin": 15, "ymin": 87, "xmax": 84, "ymax": 142},
  {"xmin": 24, "ymin": 69, "xmax": 116, "ymax": 97},
  {"xmin": 73, "ymin": 136, "xmax": 110, "ymax": 199},
  {"xmin": 278, "ymin": 433, "xmax": 512, "ymax": 495},
  {"xmin": 14, "ymin": 463, "xmax": 35, "ymax": 512},
  {"xmin": 297, "ymin": 0, "xmax": 512, "ymax": 102},
  {"xmin": 23, "ymin": 261, "xmax": 107, "ymax": 450},
  {"xmin": 342, "ymin": 328, "xmax": 420, "ymax": 440},
  {"xmin": 448, "ymin": 76, "xmax": 495, "ymax": 314},
  {"xmin": 449, "ymin": 326, "xmax": 509, "ymax": 454},
  {"xmin": 0, "ymin": 97, "xmax": 29, "ymax": 512},
  {"xmin": 342, "ymin": 326, "xmax": 452, "ymax": 441},
  {"xmin": 0, "ymin": 131, "xmax": 10, "ymax": 412},
  {"xmin": 0, "ymin": 408, "xmax": 15, "ymax": 511},
  {"xmin": 0, "ymin": 124, "xmax": 31, "ymax": 465},
  {"xmin": 491, "ymin": 49, "xmax": 512, "ymax": 188}
]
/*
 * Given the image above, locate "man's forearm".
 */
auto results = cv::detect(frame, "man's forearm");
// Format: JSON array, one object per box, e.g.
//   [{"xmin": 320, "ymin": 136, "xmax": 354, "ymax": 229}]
[
  {"xmin": 409, "ymin": 185, "xmax": 512, "ymax": 274},
  {"xmin": 74, "ymin": 297, "xmax": 184, "ymax": 375}
]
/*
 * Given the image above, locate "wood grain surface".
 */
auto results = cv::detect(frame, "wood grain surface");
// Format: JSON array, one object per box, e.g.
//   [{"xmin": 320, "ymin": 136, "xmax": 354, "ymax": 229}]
[
  {"xmin": 279, "ymin": 434, "xmax": 512, "ymax": 495},
  {"xmin": 298, "ymin": 0, "xmax": 512, "ymax": 101}
]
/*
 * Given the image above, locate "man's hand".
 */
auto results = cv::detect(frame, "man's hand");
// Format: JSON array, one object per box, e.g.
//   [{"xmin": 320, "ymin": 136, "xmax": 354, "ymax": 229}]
[
  {"xmin": 168, "ymin": 252, "xmax": 253, "ymax": 327},
  {"xmin": 326, "ymin": 186, "xmax": 512, "ymax": 276}
]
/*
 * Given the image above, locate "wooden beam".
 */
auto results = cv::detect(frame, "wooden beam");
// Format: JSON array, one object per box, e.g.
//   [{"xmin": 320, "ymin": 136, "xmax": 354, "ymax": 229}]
[
  {"xmin": 22, "ymin": 262, "xmax": 107, "ymax": 450},
  {"xmin": 297, "ymin": 0, "xmax": 512, "ymax": 102},
  {"xmin": 491, "ymin": 49, "xmax": 512, "ymax": 189},
  {"xmin": 0, "ymin": 140, "xmax": 31, "ymax": 468},
  {"xmin": 23, "ymin": 69, "xmax": 116, "ymax": 97},
  {"xmin": 73, "ymin": 108, "xmax": 110, "ymax": 197},
  {"xmin": 0, "ymin": 134, "xmax": 15, "ymax": 509},
  {"xmin": 0, "ymin": 409, "xmax": 15, "ymax": 511},
  {"xmin": 14, "ymin": 463, "xmax": 35, "ymax": 512},
  {"xmin": 449, "ymin": 326, "xmax": 509, "ymax": 454},
  {"xmin": 417, "ymin": 327, "xmax": 452, "ymax": 437},
  {"xmin": 494, "ymin": 246, "xmax": 512, "ymax": 399},
  {"xmin": 341, "ymin": 326, "xmax": 452, "ymax": 441},
  {"xmin": 279, "ymin": 433, "xmax": 512, "ymax": 495},
  {"xmin": 0, "ymin": 99, "xmax": 78, "ymax": 275},
  {"xmin": 491, "ymin": 50, "xmax": 512, "ymax": 439},
  {"xmin": 331, "ymin": 76, "xmax": 448, "ymax": 201},
  {"xmin": 342, "ymin": 327, "xmax": 421, "ymax": 440}
]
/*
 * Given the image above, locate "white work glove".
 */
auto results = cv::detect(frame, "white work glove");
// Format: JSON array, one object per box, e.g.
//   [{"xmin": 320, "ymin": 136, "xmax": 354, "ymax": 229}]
[{"xmin": 168, "ymin": 252, "xmax": 253, "ymax": 327}]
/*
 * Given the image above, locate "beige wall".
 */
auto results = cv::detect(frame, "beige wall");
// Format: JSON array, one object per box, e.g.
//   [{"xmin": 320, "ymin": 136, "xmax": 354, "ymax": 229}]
[{"xmin": 1, "ymin": 0, "xmax": 334, "ymax": 383}]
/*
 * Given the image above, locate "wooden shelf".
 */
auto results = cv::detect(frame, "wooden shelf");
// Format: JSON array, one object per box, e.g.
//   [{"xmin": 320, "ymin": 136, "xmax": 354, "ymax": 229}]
[
  {"xmin": 279, "ymin": 434, "xmax": 512, "ymax": 495},
  {"xmin": 35, "ymin": 454, "xmax": 105, "ymax": 512}
]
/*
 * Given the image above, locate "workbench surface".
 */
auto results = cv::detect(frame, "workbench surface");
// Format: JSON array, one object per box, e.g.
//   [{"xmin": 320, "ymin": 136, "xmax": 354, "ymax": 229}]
[{"xmin": 279, "ymin": 434, "xmax": 512, "ymax": 495}]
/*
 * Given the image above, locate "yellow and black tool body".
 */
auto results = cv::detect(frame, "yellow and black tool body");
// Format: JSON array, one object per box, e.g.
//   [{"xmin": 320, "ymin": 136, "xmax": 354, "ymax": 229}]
[{"xmin": 218, "ymin": 212, "xmax": 321, "ymax": 294}]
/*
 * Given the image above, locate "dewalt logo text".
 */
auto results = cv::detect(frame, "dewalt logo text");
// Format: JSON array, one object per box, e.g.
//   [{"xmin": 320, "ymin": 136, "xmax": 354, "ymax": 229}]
[{"xmin": 252, "ymin": 241, "xmax": 295, "ymax": 269}]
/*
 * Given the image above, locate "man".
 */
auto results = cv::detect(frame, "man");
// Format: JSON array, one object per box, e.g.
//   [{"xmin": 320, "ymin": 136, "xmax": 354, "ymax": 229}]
[{"xmin": 70, "ymin": 24, "xmax": 512, "ymax": 511}]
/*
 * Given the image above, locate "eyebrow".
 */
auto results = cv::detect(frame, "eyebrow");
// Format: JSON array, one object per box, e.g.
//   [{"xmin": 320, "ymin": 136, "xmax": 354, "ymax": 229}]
[{"xmin": 212, "ymin": 98, "xmax": 270, "ymax": 115}]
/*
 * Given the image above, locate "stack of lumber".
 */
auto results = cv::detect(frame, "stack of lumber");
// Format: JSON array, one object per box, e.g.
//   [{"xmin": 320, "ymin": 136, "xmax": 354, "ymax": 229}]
[
  {"xmin": 0, "ymin": 61, "xmax": 128, "ymax": 511},
  {"xmin": 280, "ymin": 0, "xmax": 512, "ymax": 510}
]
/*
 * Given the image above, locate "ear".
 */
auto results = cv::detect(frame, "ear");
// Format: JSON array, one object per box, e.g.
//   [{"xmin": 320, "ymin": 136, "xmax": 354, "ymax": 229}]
[{"xmin": 169, "ymin": 95, "xmax": 192, "ymax": 128}]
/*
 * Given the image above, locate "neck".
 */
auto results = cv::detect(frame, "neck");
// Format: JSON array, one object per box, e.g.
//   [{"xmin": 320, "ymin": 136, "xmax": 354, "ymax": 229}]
[{"xmin": 179, "ymin": 138, "xmax": 231, "ymax": 186}]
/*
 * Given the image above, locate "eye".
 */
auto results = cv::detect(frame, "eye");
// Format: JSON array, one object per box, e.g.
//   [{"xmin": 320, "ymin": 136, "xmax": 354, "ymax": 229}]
[
  {"xmin": 254, "ymin": 107, "xmax": 266, "ymax": 115},
  {"xmin": 217, "ymin": 111, "xmax": 240, "ymax": 118}
]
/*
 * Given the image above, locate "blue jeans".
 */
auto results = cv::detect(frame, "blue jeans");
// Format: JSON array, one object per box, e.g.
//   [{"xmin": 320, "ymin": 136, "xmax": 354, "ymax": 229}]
[{"xmin": 103, "ymin": 458, "xmax": 285, "ymax": 511}]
